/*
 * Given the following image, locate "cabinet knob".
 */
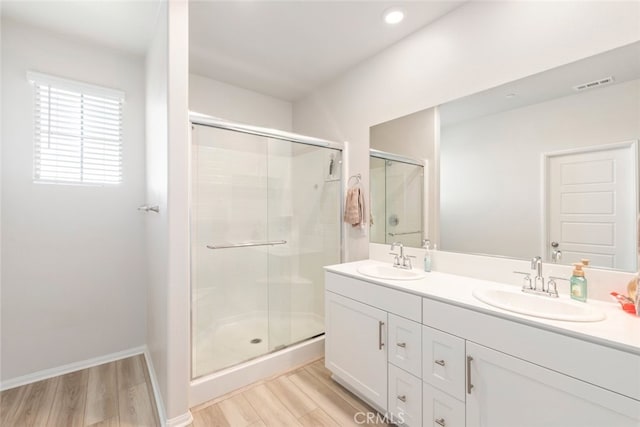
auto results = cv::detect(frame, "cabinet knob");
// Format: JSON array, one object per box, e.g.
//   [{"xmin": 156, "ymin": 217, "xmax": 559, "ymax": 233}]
[
  {"xmin": 435, "ymin": 359, "xmax": 446, "ymax": 366},
  {"xmin": 396, "ymin": 342, "xmax": 406, "ymax": 348},
  {"xmin": 397, "ymin": 394, "xmax": 407, "ymax": 402},
  {"xmin": 435, "ymin": 418, "xmax": 446, "ymax": 426}
]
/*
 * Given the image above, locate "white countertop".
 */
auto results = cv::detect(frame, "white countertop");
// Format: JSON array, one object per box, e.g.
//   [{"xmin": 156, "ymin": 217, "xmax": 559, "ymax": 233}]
[{"xmin": 325, "ymin": 260, "xmax": 640, "ymax": 356}]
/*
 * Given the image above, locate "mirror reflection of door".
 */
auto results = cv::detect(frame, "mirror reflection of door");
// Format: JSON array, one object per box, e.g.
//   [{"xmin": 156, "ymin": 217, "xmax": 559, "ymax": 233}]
[{"xmin": 546, "ymin": 141, "xmax": 638, "ymax": 270}]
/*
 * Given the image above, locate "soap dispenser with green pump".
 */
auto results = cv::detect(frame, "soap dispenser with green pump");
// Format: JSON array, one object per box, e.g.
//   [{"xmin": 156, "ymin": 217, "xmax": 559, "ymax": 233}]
[{"xmin": 570, "ymin": 263, "xmax": 587, "ymax": 302}]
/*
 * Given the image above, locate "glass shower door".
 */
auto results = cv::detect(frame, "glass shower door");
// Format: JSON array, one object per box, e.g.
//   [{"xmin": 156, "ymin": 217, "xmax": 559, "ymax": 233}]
[
  {"xmin": 191, "ymin": 124, "xmax": 342, "ymax": 378},
  {"xmin": 266, "ymin": 139, "xmax": 341, "ymax": 351},
  {"xmin": 191, "ymin": 125, "xmax": 272, "ymax": 377}
]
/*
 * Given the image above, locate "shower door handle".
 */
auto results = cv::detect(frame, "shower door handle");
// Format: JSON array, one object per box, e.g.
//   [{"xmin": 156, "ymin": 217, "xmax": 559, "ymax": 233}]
[{"xmin": 207, "ymin": 240, "xmax": 287, "ymax": 250}]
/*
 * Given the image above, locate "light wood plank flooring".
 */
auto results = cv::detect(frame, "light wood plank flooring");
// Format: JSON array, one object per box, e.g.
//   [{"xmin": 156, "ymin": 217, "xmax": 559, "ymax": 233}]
[
  {"xmin": 0, "ymin": 354, "xmax": 159, "ymax": 427},
  {"xmin": 190, "ymin": 358, "xmax": 392, "ymax": 427},
  {"xmin": 1, "ymin": 356, "xmax": 390, "ymax": 427}
]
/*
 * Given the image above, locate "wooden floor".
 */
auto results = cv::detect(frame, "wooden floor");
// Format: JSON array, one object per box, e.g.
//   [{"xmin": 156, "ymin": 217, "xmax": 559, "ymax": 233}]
[
  {"xmin": 0, "ymin": 354, "xmax": 159, "ymax": 427},
  {"xmin": 1, "ymin": 356, "xmax": 389, "ymax": 427},
  {"xmin": 190, "ymin": 358, "xmax": 391, "ymax": 427}
]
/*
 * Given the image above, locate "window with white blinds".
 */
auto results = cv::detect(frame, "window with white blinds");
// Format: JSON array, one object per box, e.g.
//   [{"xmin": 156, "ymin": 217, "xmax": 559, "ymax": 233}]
[{"xmin": 29, "ymin": 71, "xmax": 124, "ymax": 185}]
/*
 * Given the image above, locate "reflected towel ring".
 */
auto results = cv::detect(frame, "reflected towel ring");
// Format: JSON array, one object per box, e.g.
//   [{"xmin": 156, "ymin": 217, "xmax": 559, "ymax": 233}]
[{"xmin": 348, "ymin": 173, "xmax": 362, "ymax": 186}]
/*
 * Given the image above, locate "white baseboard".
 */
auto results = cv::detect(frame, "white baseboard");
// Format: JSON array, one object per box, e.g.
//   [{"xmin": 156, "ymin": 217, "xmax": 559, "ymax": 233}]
[
  {"xmin": 142, "ymin": 347, "xmax": 168, "ymax": 426},
  {"xmin": 167, "ymin": 412, "xmax": 194, "ymax": 427},
  {"xmin": 0, "ymin": 346, "xmax": 146, "ymax": 391},
  {"xmin": 143, "ymin": 347, "xmax": 193, "ymax": 427}
]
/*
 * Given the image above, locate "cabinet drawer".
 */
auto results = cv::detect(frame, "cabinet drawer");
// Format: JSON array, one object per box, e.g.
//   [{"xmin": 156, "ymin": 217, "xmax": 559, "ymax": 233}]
[
  {"xmin": 388, "ymin": 364, "xmax": 422, "ymax": 427},
  {"xmin": 388, "ymin": 313, "xmax": 422, "ymax": 377},
  {"xmin": 423, "ymin": 382, "xmax": 465, "ymax": 427},
  {"xmin": 325, "ymin": 272, "xmax": 421, "ymax": 321},
  {"xmin": 422, "ymin": 326, "xmax": 466, "ymax": 400}
]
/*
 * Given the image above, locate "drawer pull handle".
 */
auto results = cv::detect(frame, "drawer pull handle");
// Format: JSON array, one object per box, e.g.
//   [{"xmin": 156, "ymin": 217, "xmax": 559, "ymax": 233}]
[
  {"xmin": 467, "ymin": 355, "xmax": 474, "ymax": 394},
  {"xmin": 435, "ymin": 418, "xmax": 446, "ymax": 426},
  {"xmin": 378, "ymin": 321, "xmax": 385, "ymax": 350},
  {"xmin": 435, "ymin": 359, "xmax": 446, "ymax": 366},
  {"xmin": 397, "ymin": 395, "xmax": 407, "ymax": 402},
  {"xmin": 396, "ymin": 342, "xmax": 406, "ymax": 348}
]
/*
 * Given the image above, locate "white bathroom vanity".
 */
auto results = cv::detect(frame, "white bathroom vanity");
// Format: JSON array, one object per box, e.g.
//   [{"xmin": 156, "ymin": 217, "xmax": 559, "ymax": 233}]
[{"xmin": 324, "ymin": 260, "xmax": 640, "ymax": 427}]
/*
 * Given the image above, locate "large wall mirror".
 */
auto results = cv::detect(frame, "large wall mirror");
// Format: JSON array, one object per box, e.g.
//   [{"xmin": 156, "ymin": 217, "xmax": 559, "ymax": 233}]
[{"xmin": 370, "ymin": 41, "xmax": 640, "ymax": 272}]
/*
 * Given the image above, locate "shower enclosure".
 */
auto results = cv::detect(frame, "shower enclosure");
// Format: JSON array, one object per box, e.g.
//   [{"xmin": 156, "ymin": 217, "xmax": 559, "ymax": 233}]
[
  {"xmin": 190, "ymin": 116, "xmax": 342, "ymax": 378},
  {"xmin": 370, "ymin": 149, "xmax": 425, "ymax": 248}
]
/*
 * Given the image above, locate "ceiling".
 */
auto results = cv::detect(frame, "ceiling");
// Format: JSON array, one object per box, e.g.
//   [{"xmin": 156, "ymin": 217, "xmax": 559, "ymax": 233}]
[
  {"xmin": 0, "ymin": 0, "xmax": 162, "ymax": 55},
  {"xmin": 1, "ymin": 1, "xmax": 464, "ymax": 101},
  {"xmin": 439, "ymin": 41, "xmax": 640, "ymax": 126},
  {"xmin": 189, "ymin": 1, "xmax": 464, "ymax": 101}
]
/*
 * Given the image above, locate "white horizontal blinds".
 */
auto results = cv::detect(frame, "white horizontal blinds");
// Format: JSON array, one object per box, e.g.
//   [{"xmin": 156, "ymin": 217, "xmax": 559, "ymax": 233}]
[{"xmin": 29, "ymin": 71, "xmax": 124, "ymax": 185}]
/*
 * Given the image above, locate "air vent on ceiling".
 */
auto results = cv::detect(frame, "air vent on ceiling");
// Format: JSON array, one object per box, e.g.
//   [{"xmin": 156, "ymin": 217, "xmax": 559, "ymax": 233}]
[{"xmin": 573, "ymin": 76, "xmax": 614, "ymax": 91}]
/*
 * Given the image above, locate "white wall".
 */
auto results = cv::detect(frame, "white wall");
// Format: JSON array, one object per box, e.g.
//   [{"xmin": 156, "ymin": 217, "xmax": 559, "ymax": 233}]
[
  {"xmin": 144, "ymin": 1, "xmax": 170, "ymax": 423},
  {"xmin": 0, "ymin": 18, "xmax": 146, "ymax": 381},
  {"xmin": 145, "ymin": 2, "xmax": 192, "ymax": 424},
  {"xmin": 293, "ymin": 1, "xmax": 640, "ymax": 261},
  {"xmin": 440, "ymin": 78, "xmax": 640, "ymax": 260},
  {"xmin": 189, "ymin": 73, "xmax": 292, "ymax": 130},
  {"xmin": 165, "ymin": 0, "xmax": 191, "ymax": 423}
]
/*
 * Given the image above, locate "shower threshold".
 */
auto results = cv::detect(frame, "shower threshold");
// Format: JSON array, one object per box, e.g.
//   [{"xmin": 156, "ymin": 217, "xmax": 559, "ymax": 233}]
[{"xmin": 192, "ymin": 332, "xmax": 325, "ymax": 381}]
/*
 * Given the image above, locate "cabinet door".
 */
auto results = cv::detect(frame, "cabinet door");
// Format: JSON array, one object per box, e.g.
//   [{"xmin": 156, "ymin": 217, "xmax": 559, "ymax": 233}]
[
  {"xmin": 466, "ymin": 341, "xmax": 640, "ymax": 427},
  {"xmin": 422, "ymin": 326, "xmax": 466, "ymax": 401},
  {"xmin": 325, "ymin": 291, "xmax": 388, "ymax": 410},
  {"xmin": 388, "ymin": 364, "xmax": 422, "ymax": 427},
  {"xmin": 388, "ymin": 314, "xmax": 422, "ymax": 377},
  {"xmin": 423, "ymin": 382, "xmax": 465, "ymax": 427}
]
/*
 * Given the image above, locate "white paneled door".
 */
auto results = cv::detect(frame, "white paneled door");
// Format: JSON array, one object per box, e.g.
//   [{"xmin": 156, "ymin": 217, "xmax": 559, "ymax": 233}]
[{"xmin": 546, "ymin": 141, "xmax": 638, "ymax": 270}]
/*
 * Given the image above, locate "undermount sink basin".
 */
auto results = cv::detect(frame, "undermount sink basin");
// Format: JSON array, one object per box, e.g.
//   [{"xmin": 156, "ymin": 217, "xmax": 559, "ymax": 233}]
[
  {"xmin": 472, "ymin": 288, "xmax": 605, "ymax": 322},
  {"xmin": 357, "ymin": 264, "xmax": 426, "ymax": 281}
]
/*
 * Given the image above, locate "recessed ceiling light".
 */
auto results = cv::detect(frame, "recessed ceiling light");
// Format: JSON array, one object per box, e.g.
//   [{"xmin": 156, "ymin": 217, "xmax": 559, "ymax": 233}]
[
  {"xmin": 505, "ymin": 93, "xmax": 517, "ymax": 98},
  {"xmin": 383, "ymin": 8, "xmax": 404, "ymax": 25}
]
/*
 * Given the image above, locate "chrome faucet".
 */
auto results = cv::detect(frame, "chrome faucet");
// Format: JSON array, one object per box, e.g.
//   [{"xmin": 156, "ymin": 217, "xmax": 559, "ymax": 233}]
[
  {"xmin": 513, "ymin": 255, "xmax": 561, "ymax": 298},
  {"xmin": 531, "ymin": 256, "xmax": 544, "ymax": 291},
  {"xmin": 390, "ymin": 242, "xmax": 414, "ymax": 270}
]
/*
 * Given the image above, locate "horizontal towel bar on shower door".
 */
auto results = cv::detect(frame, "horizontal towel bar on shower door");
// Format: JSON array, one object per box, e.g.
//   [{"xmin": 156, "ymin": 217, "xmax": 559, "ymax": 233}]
[
  {"xmin": 206, "ymin": 240, "xmax": 287, "ymax": 250},
  {"xmin": 388, "ymin": 231, "xmax": 421, "ymax": 237}
]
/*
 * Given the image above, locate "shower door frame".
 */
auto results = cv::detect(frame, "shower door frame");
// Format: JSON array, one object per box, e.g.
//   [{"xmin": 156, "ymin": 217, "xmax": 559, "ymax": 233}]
[{"xmin": 189, "ymin": 112, "xmax": 345, "ymax": 379}]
